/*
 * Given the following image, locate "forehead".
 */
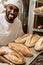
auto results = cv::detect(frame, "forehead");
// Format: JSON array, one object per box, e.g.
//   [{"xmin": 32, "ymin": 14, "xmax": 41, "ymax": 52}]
[{"xmin": 7, "ymin": 4, "xmax": 18, "ymax": 9}]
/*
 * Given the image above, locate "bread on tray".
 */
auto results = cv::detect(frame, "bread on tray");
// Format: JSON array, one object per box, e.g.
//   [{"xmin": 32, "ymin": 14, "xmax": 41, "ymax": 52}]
[
  {"xmin": 0, "ymin": 56, "xmax": 11, "ymax": 64},
  {"xmin": 4, "ymin": 51, "xmax": 25, "ymax": 64},
  {"xmin": 25, "ymin": 34, "xmax": 40, "ymax": 47},
  {"xmin": 9, "ymin": 42, "xmax": 33, "ymax": 57},
  {"xmin": 0, "ymin": 46, "xmax": 13, "ymax": 55},
  {"xmin": 15, "ymin": 34, "xmax": 30, "ymax": 43},
  {"xmin": 34, "ymin": 37, "xmax": 43, "ymax": 51}
]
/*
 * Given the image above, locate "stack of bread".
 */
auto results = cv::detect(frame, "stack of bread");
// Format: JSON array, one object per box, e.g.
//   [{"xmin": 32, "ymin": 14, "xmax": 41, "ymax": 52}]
[{"xmin": 0, "ymin": 34, "xmax": 43, "ymax": 65}]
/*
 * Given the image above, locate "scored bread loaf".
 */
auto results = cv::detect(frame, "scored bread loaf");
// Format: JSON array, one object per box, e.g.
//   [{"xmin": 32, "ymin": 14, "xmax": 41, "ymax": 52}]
[
  {"xmin": 15, "ymin": 34, "xmax": 30, "ymax": 43},
  {"xmin": 0, "ymin": 46, "xmax": 13, "ymax": 55},
  {"xmin": 0, "ymin": 56, "xmax": 11, "ymax": 64},
  {"xmin": 25, "ymin": 34, "xmax": 40, "ymax": 47},
  {"xmin": 9, "ymin": 42, "xmax": 33, "ymax": 57},
  {"xmin": 34, "ymin": 37, "xmax": 43, "ymax": 51},
  {"xmin": 4, "ymin": 50, "xmax": 25, "ymax": 64}
]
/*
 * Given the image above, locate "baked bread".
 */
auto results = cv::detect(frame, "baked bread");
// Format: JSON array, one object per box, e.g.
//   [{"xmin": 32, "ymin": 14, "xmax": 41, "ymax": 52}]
[
  {"xmin": 4, "ymin": 51, "xmax": 25, "ymax": 64},
  {"xmin": 34, "ymin": 6, "xmax": 43, "ymax": 13},
  {"xmin": 38, "ymin": 25, "xmax": 43, "ymax": 29},
  {"xmin": 34, "ymin": 7, "xmax": 41, "ymax": 13},
  {"xmin": 25, "ymin": 34, "xmax": 40, "ymax": 47},
  {"xmin": 0, "ymin": 46, "xmax": 13, "ymax": 55},
  {"xmin": 15, "ymin": 34, "xmax": 30, "ymax": 43},
  {"xmin": 0, "ymin": 56, "xmax": 11, "ymax": 64},
  {"xmin": 9, "ymin": 42, "xmax": 33, "ymax": 57},
  {"xmin": 34, "ymin": 37, "xmax": 43, "ymax": 51}
]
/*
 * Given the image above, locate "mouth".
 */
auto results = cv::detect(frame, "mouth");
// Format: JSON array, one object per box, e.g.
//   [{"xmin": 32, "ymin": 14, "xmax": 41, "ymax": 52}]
[{"xmin": 8, "ymin": 14, "xmax": 14, "ymax": 19}]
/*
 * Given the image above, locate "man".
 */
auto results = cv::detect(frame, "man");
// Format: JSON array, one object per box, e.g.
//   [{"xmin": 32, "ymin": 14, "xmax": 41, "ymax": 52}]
[{"xmin": 0, "ymin": 0, "xmax": 24, "ymax": 45}]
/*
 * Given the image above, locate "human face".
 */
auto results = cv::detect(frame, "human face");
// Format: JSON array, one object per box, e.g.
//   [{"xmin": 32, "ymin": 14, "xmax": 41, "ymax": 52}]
[{"xmin": 6, "ymin": 4, "xmax": 19, "ymax": 23}]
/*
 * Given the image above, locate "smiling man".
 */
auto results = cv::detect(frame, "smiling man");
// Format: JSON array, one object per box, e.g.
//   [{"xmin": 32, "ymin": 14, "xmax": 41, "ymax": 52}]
[{"xmin": 0, "ymin": 0, "xmax": 24, "ymax": 45}]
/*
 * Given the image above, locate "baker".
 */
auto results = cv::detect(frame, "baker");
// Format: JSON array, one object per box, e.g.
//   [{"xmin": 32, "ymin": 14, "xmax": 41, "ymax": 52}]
[{"xmin": 0, "ymin": 0, "xmax": 24, "ymax": 45}]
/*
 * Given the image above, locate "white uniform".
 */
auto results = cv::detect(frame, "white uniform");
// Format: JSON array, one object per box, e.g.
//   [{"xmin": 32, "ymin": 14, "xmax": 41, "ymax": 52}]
[{"xmin": 0, "ymin": 14, "xmax": 24, "ymax": 45}]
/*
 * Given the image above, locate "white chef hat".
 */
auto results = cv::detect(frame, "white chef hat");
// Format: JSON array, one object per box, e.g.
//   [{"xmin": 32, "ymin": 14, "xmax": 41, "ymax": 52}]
[
  {"xmin": 4, "ymin": 0, "xmax": 23, "ymax": 19},
  {"xmin": 5, "ymin": 0, "xmax": 22, "ymax": 9}
]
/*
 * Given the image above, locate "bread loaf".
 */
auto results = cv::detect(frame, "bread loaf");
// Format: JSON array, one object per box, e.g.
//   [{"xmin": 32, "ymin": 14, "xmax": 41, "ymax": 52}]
[
  {"xmin": 25, "ymin": 34, "xmax": 40, "ymax": 47},
  {"xmin": 9, "ymin": 42, "xmax": 33, "ymax": 57},
  {"xmin": 4, "ymin": 51, "xmax": 25, "ymax": 64},
  {"xmin": 15, "ymin": 34, "xmax": 30, "ymax": 43}
]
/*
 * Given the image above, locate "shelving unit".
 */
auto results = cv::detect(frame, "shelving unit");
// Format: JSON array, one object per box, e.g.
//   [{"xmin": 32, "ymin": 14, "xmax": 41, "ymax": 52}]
[
  {"xmin": 28, "ymin": 0, "xmax": 43, "ymax": 35},
  {"xmin": 33, "ymin": 28, "xmax": 43, "ymax": 32}
]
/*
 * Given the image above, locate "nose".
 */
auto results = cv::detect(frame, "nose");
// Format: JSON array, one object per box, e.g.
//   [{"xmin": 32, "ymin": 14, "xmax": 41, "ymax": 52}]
[{"xmin": 10, "ymin": 9, "xmax": 14, "ymax": 14}]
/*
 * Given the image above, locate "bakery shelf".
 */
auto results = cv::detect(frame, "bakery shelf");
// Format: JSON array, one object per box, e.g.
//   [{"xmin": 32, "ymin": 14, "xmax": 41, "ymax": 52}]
[
  {"xmin": 33, "ymin": 28, "xmax": 43, "ymax": 32},
  {"xmin": 36, "ymin": 0, "xmax": 43, "ymax": 4},
  {"xmin": 34, "ymin": 12, "xmax": 43, "ymax": 16}
]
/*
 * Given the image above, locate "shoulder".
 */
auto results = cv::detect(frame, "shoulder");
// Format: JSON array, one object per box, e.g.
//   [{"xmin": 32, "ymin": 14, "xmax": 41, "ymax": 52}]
[
  {"xmin": 14, "ymin": 17, "xmax": 22, "ymax": 25},
  {"xmin": 0, "ymin": 14, "xmax": 4, "ymax": 23}
]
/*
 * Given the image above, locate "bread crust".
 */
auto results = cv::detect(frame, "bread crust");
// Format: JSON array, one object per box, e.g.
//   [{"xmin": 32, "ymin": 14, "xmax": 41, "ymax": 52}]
[
  {"xmin": 4, "ymin": 51, "xmax": 25, "ymax": 64},
  {"xmin": 15, "ymin": 34, "xmax": 30, "ymax": 43},
  {"xmin": 34, "ymin": 37, "xmax": 43, "ymax": 51},
  {"xmin": 9, "ymin": 42, "xmax": 33, "ymax": 57},
  {"xmin": 25, "ymin": 34, "xmax": 40, "ymax": 47}
]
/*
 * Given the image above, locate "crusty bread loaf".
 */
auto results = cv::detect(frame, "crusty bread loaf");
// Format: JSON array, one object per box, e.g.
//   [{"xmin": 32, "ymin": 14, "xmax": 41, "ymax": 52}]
[
  {"xmin": 0, "ymin": 46, "xmax": 13, "ymax": 55},
  {"xmin": 34, "ymin": 37, "xmax": 43, "ymax": 51},
  {"xmin": 25, "ymin": 34, "xmax": 40, "ymax": 47},
  {"xmin": 15, "ymin": 34, "xmax": 30, "ymax": 43},
  {"xmin": 9, "ymin": 42, "xmax": 33, "ymax": 57},
  {"xmin": 4, "ymin": 50, "xmax": 25, "ymax": 64},
  {"xmin": 34, "ymin": 6, "xmax": 43, "ymax": 13},
  {"xmin": 0, "ymin": 56, "xmax": 11, "ymax": 64}
]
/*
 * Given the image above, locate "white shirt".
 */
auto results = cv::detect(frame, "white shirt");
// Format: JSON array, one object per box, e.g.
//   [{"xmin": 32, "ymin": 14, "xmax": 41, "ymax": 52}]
[{"xmin": 0, "ymin": 14, "xmax": 24, "ymax": 45}]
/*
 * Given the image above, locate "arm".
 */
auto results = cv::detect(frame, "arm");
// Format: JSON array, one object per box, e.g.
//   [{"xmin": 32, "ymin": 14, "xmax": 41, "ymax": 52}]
[{"xmin": 17, "ymin": 19, "xmax": 24, "ymax": 37}]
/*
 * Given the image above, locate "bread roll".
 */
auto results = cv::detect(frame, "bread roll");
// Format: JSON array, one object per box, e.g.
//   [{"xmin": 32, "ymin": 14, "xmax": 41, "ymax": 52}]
[
  {"xmin": 9, "ymin": 42, "xmax": 33, "ymax": 57},
  {"xmin": 25, "ymin": 34, "xmax": 40, "ymax": 47},
  {"xmin": 15, "ymin": 34, "xmax": 30, "ymax": 43}
]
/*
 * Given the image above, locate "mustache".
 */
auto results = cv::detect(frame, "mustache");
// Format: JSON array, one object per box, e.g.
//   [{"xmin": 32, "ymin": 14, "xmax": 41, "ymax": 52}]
[{"xmin": 9, "ymin": 13, "xmax": 15, "ymax": 15}]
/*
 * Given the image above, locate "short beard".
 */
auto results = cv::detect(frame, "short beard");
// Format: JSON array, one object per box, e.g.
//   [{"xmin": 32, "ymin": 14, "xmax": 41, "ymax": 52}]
[
  {"xmin": 6, "ymin": 13, "xmax": 15, "ymax": 23},
  {"xmin": 6, "ymin": 11, "xmax": 18, "ymax": 23}
]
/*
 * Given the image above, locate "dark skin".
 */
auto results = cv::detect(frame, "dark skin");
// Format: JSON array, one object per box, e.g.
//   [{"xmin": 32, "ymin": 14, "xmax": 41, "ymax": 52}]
[{"xmin": 5, "ymin": 4, "xmax": 19, "ymax": 23}]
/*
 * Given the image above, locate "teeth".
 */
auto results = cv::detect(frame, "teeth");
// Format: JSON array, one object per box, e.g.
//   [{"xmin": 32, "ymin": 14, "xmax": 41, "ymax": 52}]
[{"xmin": 9, "ymin": 14, "xmax": 13, "ymax": 19}]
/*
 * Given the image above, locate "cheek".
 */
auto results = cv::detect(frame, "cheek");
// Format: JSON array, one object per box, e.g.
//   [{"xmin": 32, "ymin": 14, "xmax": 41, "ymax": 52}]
[
  {"xmin": 6, "ymin": 9, "xmax": 10, "ymax": 15},
  {"xmin": 14, "ymin": 12, "xmax": 18, "ymax": 16}
]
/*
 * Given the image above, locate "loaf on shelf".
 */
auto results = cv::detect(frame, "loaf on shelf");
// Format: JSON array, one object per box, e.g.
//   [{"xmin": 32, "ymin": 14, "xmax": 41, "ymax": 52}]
[
  {"xmin": 38, "ymin": 25, "xmax": 43, "ymax": 29},
  {"xmin": 34, "ymin": 6, "xmax": 43, "ymax": 13}
]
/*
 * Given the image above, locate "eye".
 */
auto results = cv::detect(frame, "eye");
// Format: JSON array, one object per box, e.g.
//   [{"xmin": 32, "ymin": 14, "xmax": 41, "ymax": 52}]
[{"xmin": 10, "ymin": 7, "xmax": 13, "ymax": 10}]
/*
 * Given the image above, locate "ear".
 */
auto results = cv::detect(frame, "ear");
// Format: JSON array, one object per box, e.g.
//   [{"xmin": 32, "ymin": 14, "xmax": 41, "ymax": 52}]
[{"xmin": 4, "ymin": 4, "xmax": 7, "ymax": 8}]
